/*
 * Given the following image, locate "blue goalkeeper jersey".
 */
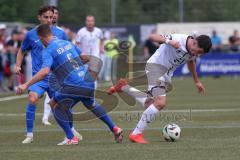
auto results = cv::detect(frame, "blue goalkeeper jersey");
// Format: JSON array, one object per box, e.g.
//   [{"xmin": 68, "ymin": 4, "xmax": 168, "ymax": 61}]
[
  {"xmin": 42, "ymin": 39, "xmax": 93, "ymax": 87},
  {"xmin": 21, "ymin": 25, "xmax": 68, "ymax": 76}
]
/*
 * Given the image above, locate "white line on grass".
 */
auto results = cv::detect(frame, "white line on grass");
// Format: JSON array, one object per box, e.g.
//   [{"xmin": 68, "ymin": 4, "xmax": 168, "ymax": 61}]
[
  {"xmin": 0, "ymin": 108, "xmax": 240, "ymax": 117},
  {"xmin": 0, "ymin": 94, "xmax": 28, "ymax": 102},
  {"xmin": 1, "ymin": 125, "xmax": 240, "ymax": 133}
]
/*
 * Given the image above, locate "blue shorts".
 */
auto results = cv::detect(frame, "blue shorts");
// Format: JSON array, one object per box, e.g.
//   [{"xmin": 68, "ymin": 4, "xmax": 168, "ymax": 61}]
[
  {"xmin": 53, "ymin": 83, "xmax": 95, "ymax": 108},
  {"xmin": 28, "ymin": 80, "xmax": 54, "ymax": 98}
]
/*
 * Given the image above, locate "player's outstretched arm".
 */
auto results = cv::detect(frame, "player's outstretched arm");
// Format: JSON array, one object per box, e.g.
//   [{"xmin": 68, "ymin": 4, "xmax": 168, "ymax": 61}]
[
  {"xmin": 14, "ymin": 48, "xmax": 25, "ymax": 74},
  {"xmin": 187, "ymin": 60, "xmax": 205, "ymax": 95},
  {"xmin": 16, "ymin": 67, "xmax": 50, "ymax": 95},
  {"xmin": 149, "ymin": 34, "xmax": 167, "ymax": 44},
  {"xmin": 149, "ymin": 34, "xmax": 180, "ymax": 49}
]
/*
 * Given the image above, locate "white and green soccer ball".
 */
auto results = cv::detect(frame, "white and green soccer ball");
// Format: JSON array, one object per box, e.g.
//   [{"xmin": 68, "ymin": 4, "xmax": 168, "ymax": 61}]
[{"xmin": 162, "ymin": 123, "xmax": 181, "ymax": 142}]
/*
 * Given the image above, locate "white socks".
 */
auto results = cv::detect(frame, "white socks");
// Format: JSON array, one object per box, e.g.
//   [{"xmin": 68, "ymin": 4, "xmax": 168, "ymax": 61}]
[
  {"xmin": 122, "ymin": 85, "xmax": 148, "ymax": 108},
  {"xmin": 132, "ymin": 104, "xmax": 159, "ymax": 135},
  {"xmin": 121, "ymin": 85, "xmax": 162, "ymax": 135},
  {"xmin": 27, "ymin": 132, "xmax": 33, "ymax": 137},
  {"xmin": 71, "ymin": 127, "xmax": 76, "ymax": 132},
  {"xmin": 42, "ymin": 94, "xmax": 51, "ymax": 122},
  {"xmin": 94, "ymin": 81, "xmax": 98, "ymax": 89}
]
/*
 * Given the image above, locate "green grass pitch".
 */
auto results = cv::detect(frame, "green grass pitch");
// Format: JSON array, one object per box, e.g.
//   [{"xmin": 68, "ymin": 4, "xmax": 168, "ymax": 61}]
[{"xmin": 0, "ymin": 77, "xmax": 240, "ymax": 160}]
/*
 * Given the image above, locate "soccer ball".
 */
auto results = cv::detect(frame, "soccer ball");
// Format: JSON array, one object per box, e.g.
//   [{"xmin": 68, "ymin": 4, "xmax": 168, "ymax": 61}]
[{"xmin": 162, "ymin": 123, "xmax": 181, "ymax": 142}]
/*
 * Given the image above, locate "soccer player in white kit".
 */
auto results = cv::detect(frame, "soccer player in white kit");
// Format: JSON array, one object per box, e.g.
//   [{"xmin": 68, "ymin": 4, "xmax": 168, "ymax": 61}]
[
  {"xmin": 75, "ymin": 15, "xmax": 104, "ymax": 83},
  {"xmin": 108, "ymin": 33, "xmax": 212, "ymax": 144}
]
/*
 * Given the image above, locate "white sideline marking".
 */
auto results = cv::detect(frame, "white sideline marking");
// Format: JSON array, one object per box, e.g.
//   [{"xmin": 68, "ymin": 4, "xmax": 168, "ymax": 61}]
[
  {"xmin": 0, "ymin": 108, "xmax": 240, "ymax": 117},
  {"xmin": 0, "ymin": 95, "xmax": 239, "ymax": 117},
  {"xmin": 0, "ymin": 94, "xmax": 28, "ymax": 102},
  {"xmin": 0, "ymin": 125, "xmax": 240, "ymax": 133},
  {"xmin": 109, "ymin": 108, "xmax": 240, "ymax": 113}
]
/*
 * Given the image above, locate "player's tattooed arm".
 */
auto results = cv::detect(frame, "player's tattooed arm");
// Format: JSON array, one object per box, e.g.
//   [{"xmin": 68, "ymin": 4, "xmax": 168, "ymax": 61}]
[
  {"xmin": 149, "ymin": 34, "xmax": 166, "ymax": 43},
  {"xmin": 149, "ymin": 34, "xmax": 180, "ymax": 49},
  {"xmin": 80, "ymin": 55, "xmax": 90, "ymax": 64},
  {"xmin": 16, "ymin": 67, "xmax": 50, "ymax": 95},
  {"xmin": 187, "ymin": 60, "xmax": 205, "ymax": 95},
  {"xmin": 79, "ymin": 55, "xmax": 102, "ymax": 80}
]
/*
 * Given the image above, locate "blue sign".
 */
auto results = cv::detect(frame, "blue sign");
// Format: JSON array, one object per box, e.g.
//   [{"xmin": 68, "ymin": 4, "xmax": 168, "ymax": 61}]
[{"xmin": 173, "ymin": 53, "xmax": 240, "ymax": 76}]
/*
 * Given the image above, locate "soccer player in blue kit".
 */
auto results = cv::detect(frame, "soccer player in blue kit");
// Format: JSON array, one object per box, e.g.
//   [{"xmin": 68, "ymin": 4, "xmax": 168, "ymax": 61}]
[
  {"xmin": 14, "ymin": 6, "xmax": 77, "ymax": 144},
  {"xmin": 16, "ymin": 24, "xmax": 123, "ymax": 145}
]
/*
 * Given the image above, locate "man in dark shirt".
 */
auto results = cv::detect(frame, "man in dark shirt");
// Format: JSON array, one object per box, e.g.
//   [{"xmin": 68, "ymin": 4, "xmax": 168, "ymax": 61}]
[
  {"xmin": 229, "ymin": 30, "xmax": 240, "ymax": 52},
  {"xmin": 5, "ymin": 31, "xmax": 21, "ymax": 90},
  {"xmin": 143, "ymin": 29, "xmax": 159, "ymax": 60}
]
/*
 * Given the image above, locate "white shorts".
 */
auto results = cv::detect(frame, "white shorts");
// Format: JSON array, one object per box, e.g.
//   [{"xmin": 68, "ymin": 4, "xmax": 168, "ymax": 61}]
[{"xmin": 145, "ymin": 63, "xmax": 173, "ymax": 96}]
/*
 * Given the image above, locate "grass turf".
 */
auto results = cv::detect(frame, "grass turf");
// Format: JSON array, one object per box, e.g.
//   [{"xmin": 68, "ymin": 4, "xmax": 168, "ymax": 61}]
[{"xmin": 0, "ymin": 77, "xmax": 240, "ymax": 160}]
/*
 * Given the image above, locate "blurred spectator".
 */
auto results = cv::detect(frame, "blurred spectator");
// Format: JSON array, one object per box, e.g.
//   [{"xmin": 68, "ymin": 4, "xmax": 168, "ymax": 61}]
[
  {"xmin": 143, "ymin": 29, "xmax": 159, "ymax": 60},
  {"xmin": 211, "ymin": 30, "xmax": 222, "ymax": 52},
  {"xmin": 0, "ymin": 24, "xmax": 6, "ymax": 92},
  {"xmin": 228, "ymin": 30, "xmax": 240, "ymax": 52},
  {"xmin": 5, "ymin": 30, "xmax": 21, "ymax": 90},
  {"xmin": 18, "ymin": 28, "xmax": 28, "ymax": 84},
  {"xmin": 99, "ymin": 32, "xmax": 119, "ymax": 81},
  {"xmin": 18, "ymin": 28, "xmax": 27, "ymax": 42},
  {"xmin": 75, "ymin": 15, "xmax": 104, "ymax": 87}
]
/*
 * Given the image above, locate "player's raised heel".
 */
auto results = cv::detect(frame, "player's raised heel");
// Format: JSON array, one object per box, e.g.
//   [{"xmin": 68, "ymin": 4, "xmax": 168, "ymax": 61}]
[
  {"xmin": 107, "ymin": 79, "xmax": 128, "ymax": 95},
  {"xmin": 72, "ymin": 128, "xmax": 83, "ymax": 141},
  {"xmin": 113, "ymin": 126, "xmax": 123, "ymax": 143},
  {"xmin": 57, "ymin": 136, "xmax": 79, "ymax": 146},
  {"xmin": 22, "ymin": 136, "xmax": 33, "ymax": 144},
  {"xmin": 129, "ymin": 133, "xmax": 148, "ymax": 144},
  {"xmin": 42, "ymin": 120, "xmax": 52, "ymax": 126}
]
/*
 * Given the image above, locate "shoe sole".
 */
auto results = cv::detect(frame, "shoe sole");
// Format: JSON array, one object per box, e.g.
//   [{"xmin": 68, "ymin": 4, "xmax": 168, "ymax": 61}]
[
  {"xmin": 22, "ymin": 140, "xmax": 33, "ymax": 144},
  {"xmin": 129, "ymin": 140, "xmax": 148, "ymax": 144},
  {"xmin": 129, "ymin": 137, "xmax": 148, "ymax": 144}
]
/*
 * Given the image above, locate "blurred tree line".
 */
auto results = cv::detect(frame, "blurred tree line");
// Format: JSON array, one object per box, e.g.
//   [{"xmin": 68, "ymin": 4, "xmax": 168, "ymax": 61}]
[{"xmin": 0, "ymin": 0, "xmax": 240, "ymax": 25}]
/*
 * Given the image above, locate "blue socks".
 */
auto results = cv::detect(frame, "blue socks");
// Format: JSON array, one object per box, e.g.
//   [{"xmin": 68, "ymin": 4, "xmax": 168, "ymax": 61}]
[
  {"xmin": 68, "ymin": 108, "xmax": 73, "ymax": 129},
  {"xmin": 52, "ymin": 105, "xmax": 74, "ymax": 139},
  {"xmin": 89, "ymin": 104, "xmax": 115, "ymax": 132},
  {"xmin": 26, "ymin": 103, "xmax": 36, "ymax": 135}
]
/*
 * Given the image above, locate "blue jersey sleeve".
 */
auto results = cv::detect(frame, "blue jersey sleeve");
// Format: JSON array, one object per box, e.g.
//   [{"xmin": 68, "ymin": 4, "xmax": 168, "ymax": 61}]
[
  {"xmin": 21, "ymin": 32, "xmax": 31, "ymax": 52},
  {"xmin": 74, "ymin": 45, "xmax": 82, "ymax": 55},
  {"xmin": 42, "ymin": 50, "xmax": 53, "ymax": 68}
]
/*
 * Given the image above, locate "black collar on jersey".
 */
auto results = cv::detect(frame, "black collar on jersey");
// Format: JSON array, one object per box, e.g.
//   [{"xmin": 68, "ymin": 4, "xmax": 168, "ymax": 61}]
[{"xmin": 186, "ymin": 36, "xmax": 194, "ymax": 54}]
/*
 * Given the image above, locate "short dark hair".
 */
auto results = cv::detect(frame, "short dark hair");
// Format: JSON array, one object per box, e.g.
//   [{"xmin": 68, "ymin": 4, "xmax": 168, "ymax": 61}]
[
  {"xmin": 37, "ymin": 24, "xmax": 52, "ymax": 37},
  {"xmin": 12, "ymin": 30, "xmax": 19, "ymax": 36},
  {"xmin": 38, "ymin": 6, "xmax": 54, "ymax": 15},
  {"xmin": 196, "ymin": 35, "xmax": 212, "ymax": 53},
  {"xmin": 51, "ymin": 6, "xmax": 59, "ymax": 11}
]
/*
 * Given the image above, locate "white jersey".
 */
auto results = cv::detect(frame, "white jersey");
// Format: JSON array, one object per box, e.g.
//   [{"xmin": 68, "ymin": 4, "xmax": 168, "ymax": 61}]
[
  {"xmin": 147, "ymin": 34, "xmax": 196, "ymax": 76},
  {"xmin": 75, "ymin": 27, "xmax": 103, "ymax": 58}
]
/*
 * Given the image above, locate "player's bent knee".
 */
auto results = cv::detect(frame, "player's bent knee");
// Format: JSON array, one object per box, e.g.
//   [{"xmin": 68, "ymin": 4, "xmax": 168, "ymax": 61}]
[
  {"xmin": 28, "ymin": 93, "xmax": 39, "ymax": 105},
  {"xmin": 144, "ymin": 97, "xmax": 154, "ymax": 109},
  {"xmin": 154, "ymin": 96, "xmax": 166, "ymax": 110}
]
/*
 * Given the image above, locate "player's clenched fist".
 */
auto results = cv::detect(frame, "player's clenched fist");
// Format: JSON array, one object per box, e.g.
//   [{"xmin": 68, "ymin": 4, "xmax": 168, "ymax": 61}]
[
  {"xmin": 167, "ymin": 40, "xmax": 181, "ymax": 49},
  {"xmin": 16, "ymin": 84, "xmax": 27, "ymax": 95}
]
